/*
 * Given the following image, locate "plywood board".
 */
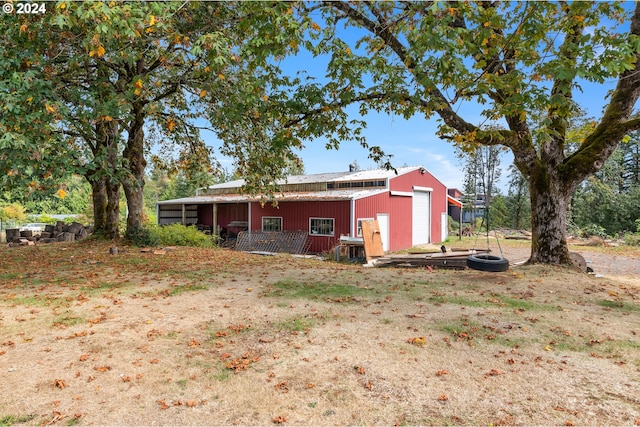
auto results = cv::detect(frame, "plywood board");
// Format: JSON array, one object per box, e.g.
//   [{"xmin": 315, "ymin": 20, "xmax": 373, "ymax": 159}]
[{"xmin": 361, "ymin": 220, "xmax": 384, "ymax": 261}]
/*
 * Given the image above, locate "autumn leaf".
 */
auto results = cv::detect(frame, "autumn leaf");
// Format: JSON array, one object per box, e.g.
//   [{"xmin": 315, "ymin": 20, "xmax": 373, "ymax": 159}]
[
  {"xmin": 149, "ymin": 15, "xmax": 156, "ymax": 26},
  {"xmin": 96, "ymin": 45, "xmax": 106, "ymax": 58},
  {"xmin": 274, "ymin": 381, "xmax": 288, "ymax": 393},
  {"xmin": 199, "ymin": 89, "xmax": 207, "ymax": 98},
  {"xmin": 437, "ymin": 394, "xmax": 449, "ymax": 401},
  {"xmin": 408, "ymin": 336, "xmax": 426, "ymax": 346},
  {"xmin": 273, "ymin": 415, "xmax": 287, "ymax": 424},
  {"xmin": 167, "ymin": 118, "xmax": 176, "ymax": 132},
  {"xmin": 53, "ymin": 379, "xmax": 67, "ymax": 389},
  {"xmin": 45, "ymin": 104, "xmax": 57, "ymax": 114},
  {"xmin": 56, "ymin": 189, "xmax": 67, "ymax": 199}
]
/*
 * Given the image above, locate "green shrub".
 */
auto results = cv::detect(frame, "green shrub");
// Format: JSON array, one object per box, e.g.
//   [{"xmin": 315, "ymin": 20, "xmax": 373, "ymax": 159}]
[
  {"xmin": 128, "ymin": 224, "xmax": 215, "ymax": 248},
  {"xmin": 448, "ymin": 215, "xmax": 460, "ymax": 234},
  {"xmin": 126, "ymin": 225, "xmax": 161, "ymax": 247},
  {"xmin": 582, "ymin": 224, "xmax": 609, "ymax": 239},
  {"xmin": 26, "ymin": 214, "xmax": 57, "ymax": 225},
  {"xmin": 623, "ymin": 233, "xmax": 640, "ymax": 246}
]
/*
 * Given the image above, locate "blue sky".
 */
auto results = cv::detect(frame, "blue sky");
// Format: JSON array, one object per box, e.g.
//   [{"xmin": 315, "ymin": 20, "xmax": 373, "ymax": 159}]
[{"xmin": 207, "ymin": 76, "xmax": 619, "ymax": 193}]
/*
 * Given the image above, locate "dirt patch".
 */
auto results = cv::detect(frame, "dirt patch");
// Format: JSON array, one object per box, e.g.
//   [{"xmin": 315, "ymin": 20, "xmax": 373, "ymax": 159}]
[{"xmin": 1, "ymin": 240, "xmax": 639, "ymax": 425}]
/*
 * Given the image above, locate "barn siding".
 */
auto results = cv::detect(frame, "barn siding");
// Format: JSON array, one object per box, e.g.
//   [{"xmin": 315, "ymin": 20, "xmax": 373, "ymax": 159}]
[
  {"xmin": 158, "ymin": 167, "xmax": 450, "ymax": 253},
  {"xmin": 197, "ymin": 204, "xmax": 213, "ymax": 227},
  {"xmin": 355, "ymin": 192, "xmax": 413, "ymax": 252},
  {"xmin": 250, "ymin": 200, "xmax": 351, "ymax": 253},
  {"xmin": 390, "ymin": 169, "xmax": 448, "ymax": 243},
  {"xmin": 217, "ymin": 203, "xmax": 249, "ymax": 236}
]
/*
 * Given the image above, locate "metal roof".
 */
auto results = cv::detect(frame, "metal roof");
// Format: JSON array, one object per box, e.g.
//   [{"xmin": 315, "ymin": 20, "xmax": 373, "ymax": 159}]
[
  {"xmin": 327, "ymin": 166, "xmax": 419, "ymax": 182},
  {"xmin": 447, "ymin": 195, "xmax": 463, "ymax": 208},
  {"xmin": 200, "ymin": 166, "xmax": 421, "ymax": 193},
  {"xmin": 158, "ymin": 188, "xmax": 388, "ymax": 205}
]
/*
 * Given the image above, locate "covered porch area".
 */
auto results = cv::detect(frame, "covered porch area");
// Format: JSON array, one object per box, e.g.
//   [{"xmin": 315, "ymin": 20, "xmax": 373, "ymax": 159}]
[{"xmin": 156, "ymin": 196, "xmax": 251, "ymax": 240}]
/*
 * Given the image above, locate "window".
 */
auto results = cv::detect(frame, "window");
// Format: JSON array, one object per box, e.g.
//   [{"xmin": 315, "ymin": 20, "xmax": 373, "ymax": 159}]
[
  {"xmin": 262, "ymin": 217, "xmax": 282, "ymax": 232},
  {"xmin": 356, "ymin": 218, "xmax": 373, "ymax": 237},
  {"xmin": 331, "ymin": 180, "xmax": 386, "ymax": 189},
  {"xmin": 309, "ymin": 218, "xmax": 334, "ymax": 236}
]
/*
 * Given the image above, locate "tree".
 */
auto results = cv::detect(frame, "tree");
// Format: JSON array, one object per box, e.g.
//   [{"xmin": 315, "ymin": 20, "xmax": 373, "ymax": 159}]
[
  {"xmin": 458, "ymin": 144, "xmax": 502, "ymax": 230},
  {"xmin": 251, "ymin": 1, "xmax": 640, "ymax": 264},
  {"xmin": 570, "ymin": 129, "xmax": 640, "ymax": 236},
  {"xmin": 1, "ymin": 2, "xmax": 301, "ymax": 239},
  {"xmin": 505, "ymin": 164, "xmax": 531, "ymax": 230},
  {"xmin": 0, "ymin": 203, "xmax": 27, "ymax": 223},
  {"xmin": 620, "ymin": 129, "xmax": 640, "ymax": 190}
]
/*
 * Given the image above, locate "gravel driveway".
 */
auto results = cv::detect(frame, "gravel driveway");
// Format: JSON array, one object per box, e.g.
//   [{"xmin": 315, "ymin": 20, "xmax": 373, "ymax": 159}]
[{"xmin": 496, "ymin": 244, "xmax": 640, "ymax": 277}]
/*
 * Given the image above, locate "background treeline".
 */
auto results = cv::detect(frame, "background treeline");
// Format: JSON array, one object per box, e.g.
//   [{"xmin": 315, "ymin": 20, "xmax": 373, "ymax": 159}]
[{"xmin": 456, "ymin": 129, "xmax": 640, "ymax": 242}]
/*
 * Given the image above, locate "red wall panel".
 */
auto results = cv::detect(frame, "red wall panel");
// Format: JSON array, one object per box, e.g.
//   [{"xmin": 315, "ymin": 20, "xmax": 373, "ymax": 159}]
[
  {"xmin": 186, "ymin": 167, "xmax": 448, "ymax": 253},
  {"xmin": 250, "ymin": 200, "xmax": 351, "ymax": 253},
  {"xmin": 217, "ymin": 203, "xmax": 249, "ymax": 235},
  {"xmin": 389, "ymin": 169, "xmax": 448, "ymax": 243},
  {"xmin": 197, "ymin": 204, "xmax": 213, "ymax": 226},
  {"xmin": 354, "ymin": 192, "xmax": 413, "ymax": 252}
]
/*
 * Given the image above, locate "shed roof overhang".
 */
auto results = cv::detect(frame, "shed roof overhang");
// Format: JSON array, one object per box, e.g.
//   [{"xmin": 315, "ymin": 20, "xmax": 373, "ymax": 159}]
[
  {"xmin": 157, "ymin": 189, "xmax": 388, "ymax": 206},
  {"xmin": 447, "ymin": 195, "xmax": 463, "ymax": 208}
]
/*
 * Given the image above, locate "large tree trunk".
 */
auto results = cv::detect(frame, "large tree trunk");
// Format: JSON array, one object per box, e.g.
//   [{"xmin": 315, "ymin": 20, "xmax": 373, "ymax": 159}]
[
  {"xmin": 91, "ymin": 99, "xmax": 121, "ymax": 240},
  {"xmin": 105, "ymin": 179, "xmax": 121, "ymax": 240},
  {"xmin": 122, "ymin": 182, "xmax": 144, "ymax": 237},
  {"xmin": 528, "ymin": 174, "xmax": 572, "ymax": 265},
  {"xmin": 89, "ymin": 176, "xmax": 107, "ymax": 234},
  {"xmin": 87, "ymin": 175, "xmax": 120, "ymax": 239},
  {"xmin": 122, "ymin": 101, "xmax": 146, "ymax": 239}
]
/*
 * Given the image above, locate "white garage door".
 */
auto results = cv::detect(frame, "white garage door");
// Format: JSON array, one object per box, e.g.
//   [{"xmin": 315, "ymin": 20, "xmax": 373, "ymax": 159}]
[{"xmin": 412, "ymin": 189, "xmax": 431, "ymax": 245}]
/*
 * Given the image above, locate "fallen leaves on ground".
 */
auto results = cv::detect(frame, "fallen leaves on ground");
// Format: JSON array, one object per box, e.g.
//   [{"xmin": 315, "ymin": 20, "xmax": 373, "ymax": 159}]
[{"xmin": 408, "ymin": 336, "xmax": 426, "ymax": 346}]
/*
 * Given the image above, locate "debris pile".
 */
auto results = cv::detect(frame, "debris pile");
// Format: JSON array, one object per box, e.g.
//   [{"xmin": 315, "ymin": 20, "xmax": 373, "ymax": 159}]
[{"xmin": 5, "ymin": 222, "xmax": 92, "ymax": 246}]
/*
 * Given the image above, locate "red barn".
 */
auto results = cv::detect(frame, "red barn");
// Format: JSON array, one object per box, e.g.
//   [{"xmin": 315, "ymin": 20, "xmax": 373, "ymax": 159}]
[{"xmin": 157, "ymin": 166, "xmax": 449, "ymax": 253}]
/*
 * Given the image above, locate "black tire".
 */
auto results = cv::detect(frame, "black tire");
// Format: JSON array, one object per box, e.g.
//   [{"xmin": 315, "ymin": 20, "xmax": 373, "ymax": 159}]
[{"xmin": 466, "ymin": 254, "xmax": 510, "ymax": 272}]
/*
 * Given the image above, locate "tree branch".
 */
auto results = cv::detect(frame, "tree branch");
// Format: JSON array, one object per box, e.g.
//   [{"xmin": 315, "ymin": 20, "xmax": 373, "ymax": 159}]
[
  {"xmin": 327, "ymin": 1, "xmax": 476, "ymax": 136},
  {"xmin": 564, "ymin": 2, "xmax": 640, "ymax": 181}
]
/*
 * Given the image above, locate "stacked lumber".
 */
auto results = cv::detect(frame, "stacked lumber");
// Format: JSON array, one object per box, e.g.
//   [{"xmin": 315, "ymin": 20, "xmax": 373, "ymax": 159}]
[{"xmin": 372, "ymin": 249, "xmax": 491, "ymax": 269}]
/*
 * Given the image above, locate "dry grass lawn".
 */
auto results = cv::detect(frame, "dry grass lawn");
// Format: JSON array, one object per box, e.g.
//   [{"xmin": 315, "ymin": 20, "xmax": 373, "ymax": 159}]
[{"xmin": 1, "ymin": 239, "xmax": 639, "ymax": 426}]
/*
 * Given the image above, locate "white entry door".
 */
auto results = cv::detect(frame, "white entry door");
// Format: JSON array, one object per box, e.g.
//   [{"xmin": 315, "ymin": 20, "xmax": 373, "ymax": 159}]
[
  {"xmin": 441, "ymin": 212, "xmax": 448, "ymax": 243},
  {"xmin": 412, "ymin": 190, "xmax": 431, "ymax": 245},
  {"xmin": 376, "ymin": 213, "xmax": 389, "ymax": 252}
]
